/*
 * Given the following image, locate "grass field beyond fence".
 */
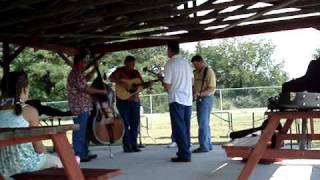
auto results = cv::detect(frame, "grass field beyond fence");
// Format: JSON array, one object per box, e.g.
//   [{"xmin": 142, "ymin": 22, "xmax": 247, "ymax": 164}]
[{"xmin": 41, "ymin": 107, "xmax": 320, "ymax": 148}]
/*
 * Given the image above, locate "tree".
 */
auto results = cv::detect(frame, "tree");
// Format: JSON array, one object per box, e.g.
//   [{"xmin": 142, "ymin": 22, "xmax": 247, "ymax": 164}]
[
  {"xmin": 195, "ymin": 38, "xmax": 288, "ymax": 88},
  {"xmin": 11, "ymin": 49, "xmax": 71, "ymax": 101}
]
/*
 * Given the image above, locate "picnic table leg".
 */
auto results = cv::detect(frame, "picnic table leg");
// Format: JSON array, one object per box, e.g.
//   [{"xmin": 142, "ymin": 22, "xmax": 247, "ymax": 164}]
[
  {"xmin": 238, "ymin": 116, "xmax": 280, "ymax": 180},
  {"xmin": 299, "ymin": 118, "xmax": 308, "ymax": 150},
  {"xmin": 51, "ymin": 133, "xmax": 85, "ymax": 180},
  {"xmin": 275, "ymin": 118, "xmax": 294, "ymax": 148}
]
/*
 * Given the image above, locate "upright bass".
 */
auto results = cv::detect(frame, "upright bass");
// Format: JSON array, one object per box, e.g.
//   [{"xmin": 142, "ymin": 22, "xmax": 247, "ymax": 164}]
[{"xmin": 88, "ymin": 64, "xmax": 124, "ymax": 144}]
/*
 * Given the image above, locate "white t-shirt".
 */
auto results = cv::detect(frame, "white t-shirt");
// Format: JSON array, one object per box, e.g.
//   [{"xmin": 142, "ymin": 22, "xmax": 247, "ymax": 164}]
[{"xmin": 163, "ymin": 54, "xmax": 193, "ymax": 106}]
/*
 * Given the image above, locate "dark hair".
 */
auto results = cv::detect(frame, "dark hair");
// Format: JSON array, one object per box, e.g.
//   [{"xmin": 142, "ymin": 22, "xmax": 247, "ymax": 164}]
[
  {"xmin": 74, "ymin": 52, "xmax": 87, "ymax": 65},
  {"xmin": 167, "ymin": 41, "xmax": 180, "ymax": 54},
  {"xmin": 191, "ymin": 55, "xmax": 204, "ymax": 62},
  {"xmin": 124, "ymin": 55, "xmax": 136, "ymax": 64},
  {"xmin": 0, "ymin": 71, "xmax": 28, "ymax": 115}
]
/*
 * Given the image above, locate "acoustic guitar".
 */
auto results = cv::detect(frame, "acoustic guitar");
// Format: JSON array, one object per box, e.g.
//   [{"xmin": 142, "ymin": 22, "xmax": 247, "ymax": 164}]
[{"xmin": 115, "ymin": 78, "xmax": 160, "ymax": 100}]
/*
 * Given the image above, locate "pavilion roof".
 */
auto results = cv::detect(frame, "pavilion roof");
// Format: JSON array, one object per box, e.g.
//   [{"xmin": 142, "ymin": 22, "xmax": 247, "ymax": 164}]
[{"xmin": 0, "ymin": 0, "xmax": 320, "ymax": 54}]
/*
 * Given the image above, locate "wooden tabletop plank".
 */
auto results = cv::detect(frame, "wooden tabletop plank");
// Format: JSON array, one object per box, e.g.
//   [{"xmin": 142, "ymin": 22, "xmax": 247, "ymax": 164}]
[
  {"xmin": 0, "ymin": 125, "xmax": 79, "ymax": 140},
  {"xmin": 266, "ymin": 111, "xmax": 320, "ymax": 119}
]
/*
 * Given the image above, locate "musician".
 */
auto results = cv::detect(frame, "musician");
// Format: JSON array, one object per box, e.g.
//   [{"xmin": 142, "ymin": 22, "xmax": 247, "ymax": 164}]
[
  {"xmin": 109, "ymin": 55, "xmax": 143, "ymax": 153},
  {"xmin": 191, "ymin": 55, "xmax": 216, "ymax": 153},
  {"xmin": 67, "ymin": 52, "xmax": 107, "ymax": 162},
  {"xmin": 162, "ymin": 41, "xmax": 193, "ymax": 162}
]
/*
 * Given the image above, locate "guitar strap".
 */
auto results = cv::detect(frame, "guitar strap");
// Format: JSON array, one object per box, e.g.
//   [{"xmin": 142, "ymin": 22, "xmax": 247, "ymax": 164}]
[{"xmin": 199, "ymin": 67, "xmax": 208, "ymax": 97}]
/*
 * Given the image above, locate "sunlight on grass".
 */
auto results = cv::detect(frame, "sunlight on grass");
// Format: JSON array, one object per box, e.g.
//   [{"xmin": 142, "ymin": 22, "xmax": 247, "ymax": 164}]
[{"xmin": 41, "ymin": 108, "xmax": 320, "ymax": 147}]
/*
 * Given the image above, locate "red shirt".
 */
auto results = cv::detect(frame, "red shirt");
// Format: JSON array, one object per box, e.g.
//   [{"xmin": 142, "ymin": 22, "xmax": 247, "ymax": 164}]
[{"xmin": 67, "ymin": 68, "xmax": 92, "ymax": 115}]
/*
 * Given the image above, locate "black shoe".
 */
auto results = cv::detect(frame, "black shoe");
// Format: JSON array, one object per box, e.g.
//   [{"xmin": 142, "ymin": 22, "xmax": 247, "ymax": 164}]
[
  {"xmin": 192, "ymin": 148, "xmax": 209, "ymax": 153},
  {"xmin": 88, "ymin": 153, "xmax": 97, "ymax": 159},
  {"xmin": 131, "ymin": 145, "xmax": 141, "ymax": 152},
  {"xmin": 123, "ymin": 144, "xmax": 133, "ymax": 153},
  {"xmin": 171, "ymin": 157, "xmax": 191, "ymax": 162},
  {"xmin": 80, "ymin": 155, "xmax": 92, "ymax": 162}
]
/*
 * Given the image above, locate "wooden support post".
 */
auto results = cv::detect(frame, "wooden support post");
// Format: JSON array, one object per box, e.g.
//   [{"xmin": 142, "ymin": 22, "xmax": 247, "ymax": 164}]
[
  {"xmin": 2, "ymin": 43, "xmax": 10, "ymax": 75},
  {"xmin": 275, "ymin": 118, "xmax": 294, "ymax": 148},
  {"xmin": 1, "ymin": 43, "xmax": 25, "ymax": 75},
  {"xmin": 58, "ymin": 52, "xmax": 73, "ymax": 67},
  {"xmin": 238, "ymin": 116, "xmax": 281, "ymax": 180},
  {"xmin": 51, "ymin": 133, "xmax": 85, "ymax": 180},
  {"xmin": 299, "ymin": 118, "xmax": 308, "ymax": 150}
]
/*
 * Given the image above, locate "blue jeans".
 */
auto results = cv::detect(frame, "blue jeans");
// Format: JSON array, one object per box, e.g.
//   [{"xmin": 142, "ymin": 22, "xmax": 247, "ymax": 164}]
[
  {"xmin": 170, "ymin": 117, "xmax": 176, "ymax": 143},
  {"xmin": 196, "ymin": 95, "xmax": 214, "ymax": 151},
  {"xmin": 72, "ymin": 112, "xmax": 89, "ymax": 156},
  {"xmin": 116, "ymin": 100, "xmax": 140, "ymax": 147},
  {"xmin": 169, "ymin": 102, "xmax": 192, "ymax": 160}
]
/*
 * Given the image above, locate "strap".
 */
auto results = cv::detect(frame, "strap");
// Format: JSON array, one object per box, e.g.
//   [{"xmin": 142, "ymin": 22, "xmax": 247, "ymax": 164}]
[{"xmin": 199, "ymin": 67, "xmax": 208, "ymax": 96}]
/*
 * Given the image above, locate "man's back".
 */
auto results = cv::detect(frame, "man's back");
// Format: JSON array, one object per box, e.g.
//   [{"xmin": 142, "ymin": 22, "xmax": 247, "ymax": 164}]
[{"xmin": 164, "ymin": 55, "xmax": 193, "ymax": 106}]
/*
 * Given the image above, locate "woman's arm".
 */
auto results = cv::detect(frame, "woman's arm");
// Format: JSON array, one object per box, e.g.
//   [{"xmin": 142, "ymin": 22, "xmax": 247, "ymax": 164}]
[{"xmin": 22, "ymin": 105, "xmax": 46, "ymax": 154}]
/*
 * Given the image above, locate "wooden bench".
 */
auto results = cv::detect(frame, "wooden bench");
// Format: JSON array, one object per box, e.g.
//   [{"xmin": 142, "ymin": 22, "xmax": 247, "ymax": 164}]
[
  {"xmin": 223, "ymin": 135, "xmax": 260, "ymax": 158},
  {"xmin": 13, "ymin": 168, "xmax": 122, "ymax": 180},
  {"xmin": 223, "ymin": 134, "xmax": 281, "ymax": 164},
  {"xmin": 0, "ymin": 125, "xmax": 85, "ymax": 180}
]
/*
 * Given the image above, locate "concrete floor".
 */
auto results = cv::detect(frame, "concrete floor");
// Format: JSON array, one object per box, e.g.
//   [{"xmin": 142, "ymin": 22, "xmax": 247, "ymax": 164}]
[{"xmin": 80, "ymin": 145, "xmax": 320, "ymax": 180}]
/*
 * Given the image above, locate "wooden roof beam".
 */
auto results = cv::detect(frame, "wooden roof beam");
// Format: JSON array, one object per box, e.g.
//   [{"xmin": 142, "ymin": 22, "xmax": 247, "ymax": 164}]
[
  {"xmin": 105, "ymin": 4, "xmax": 320, "ymax": 38},
  {"xmin": 0, "ymin": 37, "xmax": 79, "ymax": 55},
  {"xmin": 37, "ymin": 5, "xmax": 320, "ymax": 46},
  {"xmin": 20, "ymin": 0, "xmax": 190, "ymax": 34},
  {"xmin": 214, "ymin": 0, "xmax": 300, "ymax": 34},
  {"xmin": 0, "ymin": 0, "xmax": 48, "ymax": 13},
  {"xmin": 0, "ymin": 0, "xmax": 124, "ymax": 28},
  {"xmin": 87, "ymin": 0, "xmax": 278, "ymax": 37},
  {"xmin": 91, "ymin": 16, "xmax": 320, "ymax": 53}
]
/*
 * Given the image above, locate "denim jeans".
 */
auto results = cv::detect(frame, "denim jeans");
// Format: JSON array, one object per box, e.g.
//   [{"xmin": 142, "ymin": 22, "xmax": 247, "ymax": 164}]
[
  {"xmin": 72, "ymin": 112, "xmax": 89, "ymax": 156},
  {"xmin": 170, "ymin": 115, "xmax": 176, "ymax": 143},
  {"xmin": 116, "ymin": 100, "xmax": 140, "ymax": 147},
  {"xmin": 169, "ymin": 102, "xmax": 192, "ymax": 160},
  {"xmin": 196, "ymin": 95, "xmax": 214, "ymax": 151}
]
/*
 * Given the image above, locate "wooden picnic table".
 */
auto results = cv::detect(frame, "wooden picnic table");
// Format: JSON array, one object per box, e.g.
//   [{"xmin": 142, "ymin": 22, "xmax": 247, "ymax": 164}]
[
  {"xmin": 0, "ymin": 124, "xmax": 85, "ymax": 180},
  {"xmin": 237, "ymin": 111, "xmax": 320, "ymax": 180}
]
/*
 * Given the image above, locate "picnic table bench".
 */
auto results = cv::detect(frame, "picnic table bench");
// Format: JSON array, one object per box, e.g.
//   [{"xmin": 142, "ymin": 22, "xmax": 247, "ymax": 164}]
[
  {"xmin": 0, "ymin": 125, "xmax": 84, "ymax": 180},
  {"xmin": 223, "ymin": 111, "xmax": 320, "ymax": 180}
]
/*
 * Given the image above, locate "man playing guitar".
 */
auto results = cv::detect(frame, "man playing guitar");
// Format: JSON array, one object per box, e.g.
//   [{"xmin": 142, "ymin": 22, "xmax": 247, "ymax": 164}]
[{"xmin": 109, "ymin": 55, "xmax": 147, "ymax": 153}]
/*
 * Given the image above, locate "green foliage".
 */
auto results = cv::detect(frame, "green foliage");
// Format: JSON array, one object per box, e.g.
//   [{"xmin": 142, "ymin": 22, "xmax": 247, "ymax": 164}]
[
  {"xmin": 11, "ymin": 48, "xmax": 70, "ymax": 101},
  {"xmin": 3, "ymin": 38, "xmax": 289, "ymax": 111},
  {"xmin": 195, "ymin": 38, "xmax": 288, "ymax": 88}
]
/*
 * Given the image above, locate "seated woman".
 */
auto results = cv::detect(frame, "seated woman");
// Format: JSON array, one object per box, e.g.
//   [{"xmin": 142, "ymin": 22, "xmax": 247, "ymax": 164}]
[{"xmin": 0, "ymin": 71, "xmax": 62, "ymax": 178}]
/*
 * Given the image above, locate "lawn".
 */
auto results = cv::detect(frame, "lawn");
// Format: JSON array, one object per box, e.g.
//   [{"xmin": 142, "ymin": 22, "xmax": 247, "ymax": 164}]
[
  {"xmin": 41, "ymin": 108, "xmax": 269, "ymax": 147},
  {"xmin": 41, "ymin": 107, "xmax": 320, "ymax": 148}
]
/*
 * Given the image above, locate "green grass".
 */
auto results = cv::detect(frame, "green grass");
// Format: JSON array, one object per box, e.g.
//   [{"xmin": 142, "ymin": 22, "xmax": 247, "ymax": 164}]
[{"xmin": 41, "ymin": 108, "xmax": 320, "ymax": 147}]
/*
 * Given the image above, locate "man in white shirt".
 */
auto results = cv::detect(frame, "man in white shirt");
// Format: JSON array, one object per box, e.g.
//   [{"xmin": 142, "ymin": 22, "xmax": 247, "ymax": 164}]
[{"xmin": 162, "ymin": 41, "xmax": 193, "ymax": 162}]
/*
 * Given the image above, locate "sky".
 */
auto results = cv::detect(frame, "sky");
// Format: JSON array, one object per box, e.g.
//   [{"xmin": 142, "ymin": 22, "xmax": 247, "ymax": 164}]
[{"xmin": 180, "ymin": 28, "xmax": 320, "ymax": 79}]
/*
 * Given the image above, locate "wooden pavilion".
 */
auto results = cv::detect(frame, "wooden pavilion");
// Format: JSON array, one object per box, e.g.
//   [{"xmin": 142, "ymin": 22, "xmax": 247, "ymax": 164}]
[
  {"xmin": 1, "ymin": 1, "xmax": 320, "ymax": 180},
  {"xmin": 1, "ymin": 0, "xmax": 320, "ymax": 74}
]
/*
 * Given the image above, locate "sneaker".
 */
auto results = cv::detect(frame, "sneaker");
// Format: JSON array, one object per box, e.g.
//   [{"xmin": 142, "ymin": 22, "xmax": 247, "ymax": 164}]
[
  {"xmin": 167, "ymin": 142, "xmax": 177, "ymax": 148},
  {"xmin": 171, "ymin": 157, "xmax": 191, "ymax": 163}
]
